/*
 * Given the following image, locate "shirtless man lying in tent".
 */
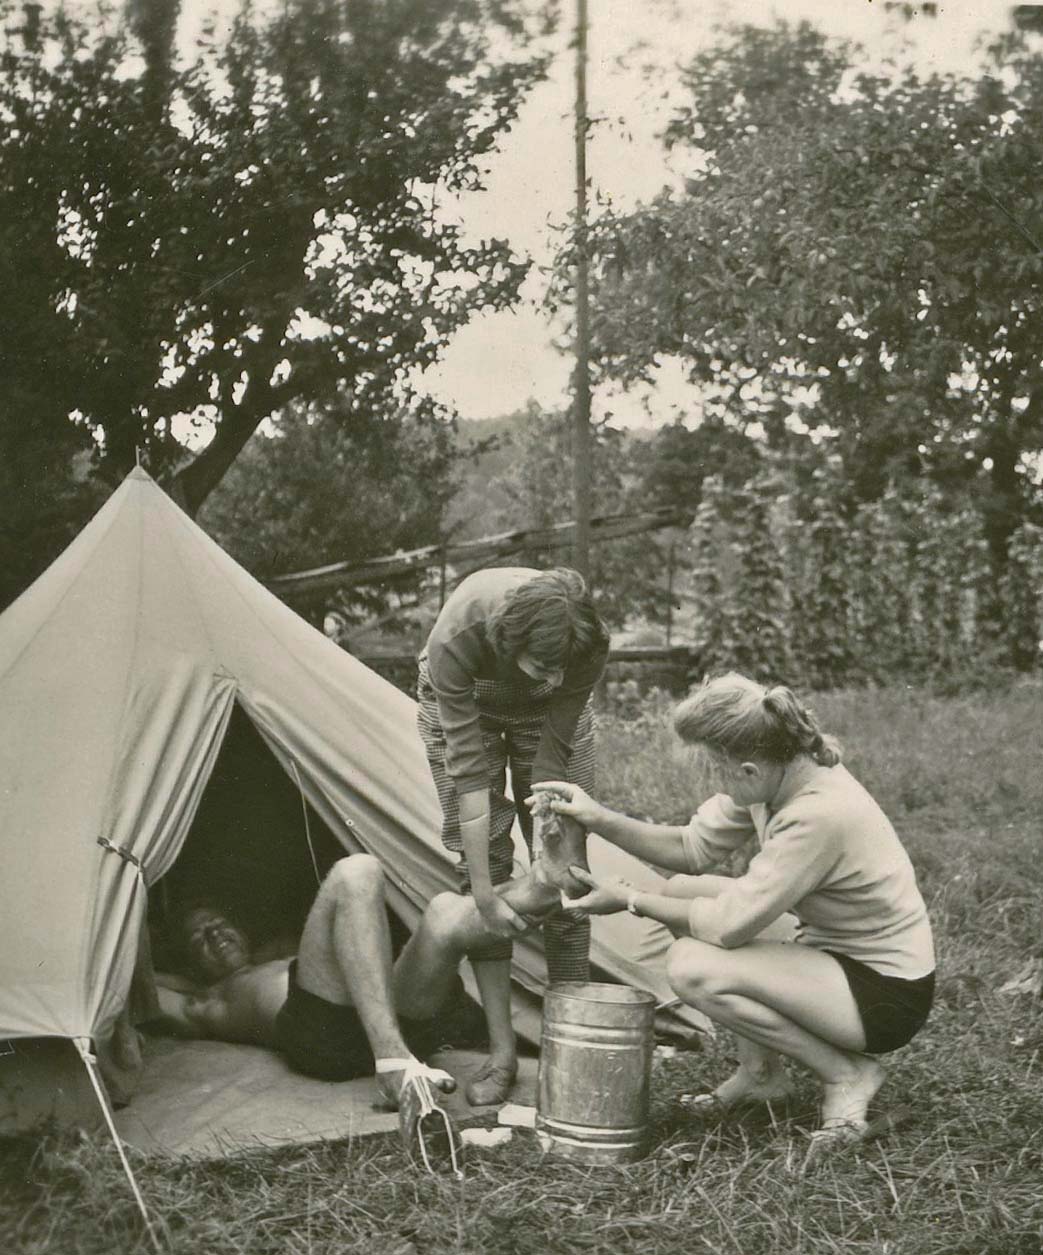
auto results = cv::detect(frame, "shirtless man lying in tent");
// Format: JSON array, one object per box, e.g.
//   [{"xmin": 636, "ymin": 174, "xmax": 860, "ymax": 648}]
[{"xmin": 155, "ymin": 796, "xmax": 588, "ymax": 1174}]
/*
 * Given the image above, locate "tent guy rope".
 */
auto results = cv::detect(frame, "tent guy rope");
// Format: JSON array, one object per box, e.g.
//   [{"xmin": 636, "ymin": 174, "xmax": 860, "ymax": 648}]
[{"xmin": 74, "ymin": 1037, "xmax": 163, "ymax": 1253}]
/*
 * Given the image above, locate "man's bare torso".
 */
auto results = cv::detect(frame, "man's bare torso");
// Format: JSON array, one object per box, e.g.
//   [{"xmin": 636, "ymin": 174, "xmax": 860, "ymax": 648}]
[{"xmin": 185, "ymin": 957, "xmax": 291, "ymax": 1047}]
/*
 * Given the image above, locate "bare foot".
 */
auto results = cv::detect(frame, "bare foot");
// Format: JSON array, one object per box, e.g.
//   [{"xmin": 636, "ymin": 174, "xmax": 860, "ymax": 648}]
[
  {"xmin": 802, "ymin": 1120, "xmax": 868, "ymax": 1170},
  {"xmin": 820, "ymin": 1055, "xmax": 886, "ymax": 1130},
  {"xmin": 682, "ymin": 1064, "xmax": 795, "ymax": 1111}
]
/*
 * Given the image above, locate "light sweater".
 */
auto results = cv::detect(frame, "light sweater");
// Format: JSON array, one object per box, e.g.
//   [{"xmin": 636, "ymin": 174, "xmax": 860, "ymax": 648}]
[
  {"xmin": 682, "ymin": 763, "xmax": 935, "ymax": 979},
  {"xmin": 422, "ymin": 568, "xmax": 608, "ymax": 794}
]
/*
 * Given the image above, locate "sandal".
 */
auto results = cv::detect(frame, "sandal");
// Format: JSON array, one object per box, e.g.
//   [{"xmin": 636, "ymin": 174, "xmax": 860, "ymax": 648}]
[{"xmin": 375, "ymin": 1058, "xmax": 464, "ymax": 1179}]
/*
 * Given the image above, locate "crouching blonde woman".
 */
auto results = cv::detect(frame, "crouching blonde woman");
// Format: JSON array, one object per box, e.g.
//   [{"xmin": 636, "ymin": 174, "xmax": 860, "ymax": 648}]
[{"xmin": 531, "ymin": 673, "xmax": 935, "ymax": 1159}]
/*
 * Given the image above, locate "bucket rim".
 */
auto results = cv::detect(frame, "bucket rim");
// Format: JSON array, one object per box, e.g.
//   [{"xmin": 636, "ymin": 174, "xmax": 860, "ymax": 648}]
[{"xmin": 544, "ymin": 981, "xmax": 657, "ymax": 1007}]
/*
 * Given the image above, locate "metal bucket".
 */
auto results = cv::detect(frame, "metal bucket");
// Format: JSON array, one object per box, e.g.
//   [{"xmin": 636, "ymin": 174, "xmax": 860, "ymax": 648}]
[{"xmin": 536, "ymin": 981, "xmax": 657, "ymax": 1165}]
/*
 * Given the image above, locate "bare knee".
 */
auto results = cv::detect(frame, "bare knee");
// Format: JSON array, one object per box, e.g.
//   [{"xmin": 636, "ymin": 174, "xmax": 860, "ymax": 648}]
[
  {"xmin": 423, "ymin": 891, "xmax": 472, "ymax": 943},
  {"xmin": 323, "ymin": 854, "xmax": 384, "ymax": 903},
  {"xmin": 666, "ymin": 937, "xmax": 719, "ymax": 1007}
]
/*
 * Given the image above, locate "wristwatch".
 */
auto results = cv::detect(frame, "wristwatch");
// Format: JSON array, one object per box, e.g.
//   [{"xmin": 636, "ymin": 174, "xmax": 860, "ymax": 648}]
[{"xmin": 626, "ymin": 889, "xmax": 642, "ymax": 917}]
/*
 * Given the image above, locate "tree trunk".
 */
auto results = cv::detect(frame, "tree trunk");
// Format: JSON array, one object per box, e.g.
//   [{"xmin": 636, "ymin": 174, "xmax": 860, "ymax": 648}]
[{"xmin": 168, "ymin": 401, "xmax": 269, "ymax": 517}]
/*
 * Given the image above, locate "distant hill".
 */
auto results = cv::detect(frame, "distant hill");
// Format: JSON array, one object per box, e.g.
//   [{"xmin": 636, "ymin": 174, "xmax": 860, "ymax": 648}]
[
  {"xmin": 447, "ymin": 411, "xmax": 532, "ymax": 542},
  {"xmin": 447, "ymin": 410, "xmax": 656, "ymax": 542}
]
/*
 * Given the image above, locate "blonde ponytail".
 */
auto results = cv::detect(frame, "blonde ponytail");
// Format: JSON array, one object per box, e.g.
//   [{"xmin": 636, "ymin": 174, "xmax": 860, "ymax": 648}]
[{"xmin": 674, "ymin": 673, "xmax": 842, "ymax": 766}]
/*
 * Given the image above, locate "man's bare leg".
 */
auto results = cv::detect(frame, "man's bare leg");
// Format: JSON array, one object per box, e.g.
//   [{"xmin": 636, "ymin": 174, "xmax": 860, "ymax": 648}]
[
  {"xmin": 391, "ymin": 817, "xmax": 591, "ymax": 1106},
  {"xmin": 295, "ymin": 855, "xmax": 453, "ymax": 1105}
]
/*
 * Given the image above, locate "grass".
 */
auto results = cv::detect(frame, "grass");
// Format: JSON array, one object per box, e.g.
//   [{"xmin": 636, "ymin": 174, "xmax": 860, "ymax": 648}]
[{"xmin": 3, "ymin": 683, "xmax": 1043, "ymax": 1254}]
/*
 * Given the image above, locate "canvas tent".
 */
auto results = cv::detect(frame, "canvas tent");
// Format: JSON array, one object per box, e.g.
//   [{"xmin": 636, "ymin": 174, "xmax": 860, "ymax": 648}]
[{"xmin": 0, "ymin": 469, "xmax": 702, "ymax": 1145}]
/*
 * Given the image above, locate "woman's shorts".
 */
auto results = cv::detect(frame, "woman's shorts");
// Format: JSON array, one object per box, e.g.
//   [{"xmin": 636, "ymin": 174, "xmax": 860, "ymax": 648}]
[{"xmin": 825, "ymin": 950, "xmax": 935, "ymax": 1055}]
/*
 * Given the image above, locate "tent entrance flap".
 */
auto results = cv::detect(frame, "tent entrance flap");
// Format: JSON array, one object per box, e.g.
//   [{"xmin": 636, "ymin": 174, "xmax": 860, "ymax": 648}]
[{"xmin": 149, "ymin": 703, "xmax": 363, "ymax": 967}]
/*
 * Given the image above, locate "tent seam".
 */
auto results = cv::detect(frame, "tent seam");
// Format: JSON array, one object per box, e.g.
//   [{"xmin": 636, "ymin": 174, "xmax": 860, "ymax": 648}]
[
  {"xmin": 161, "ymin": 491, "xmax": 352, "ymax": 697},
  {"xmin": 156, "ymin": 491, "xmax": 224, "ymax": 671},
  {"xmin": 77, "ymin": 485, "xmax": 151, "ymax": 1033}
]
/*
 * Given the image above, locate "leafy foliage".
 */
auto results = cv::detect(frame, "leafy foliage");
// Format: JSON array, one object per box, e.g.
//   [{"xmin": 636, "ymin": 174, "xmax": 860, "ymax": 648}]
[
  {"xmin": 0, "ymin": 0, "xmax": 549, "ymax": 607},
  {"xmin": 684, "ymin": 452, "xmax": 1043, "ymax": 690},
  {"xmin": 550, "ymin": 18, "xmax": 1043, "ymax": 669},
  {"xmin": 199, "ymin": 403, "xmax": 461, "ymax": 626},
  {"xmin": 685, "ymin": 472, "xmax": 791, "ymax": 684}
]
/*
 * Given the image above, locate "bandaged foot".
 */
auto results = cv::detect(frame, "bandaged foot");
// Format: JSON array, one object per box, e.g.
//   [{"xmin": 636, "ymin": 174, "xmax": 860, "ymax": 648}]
[
  {"xmin": 529, "ymin": 792, "xmax": 589, "ymax": 898},
  {"xmin": 374, "ymin": 1056, "xmax": 456, "ymax": 1110},
  {"xmin": 375, "ymin": 1057, "xmax": 463, "ymax": 1178}
]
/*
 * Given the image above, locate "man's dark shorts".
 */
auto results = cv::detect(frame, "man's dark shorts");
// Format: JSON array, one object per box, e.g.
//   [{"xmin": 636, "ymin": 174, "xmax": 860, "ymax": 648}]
[
  {"xmin": 825, "ymin": 950, "xmax": 935, "ymax": 1055},
  {"xmin": 273, "ymin": 960, "xmax": 477, "ymax": 1081}
]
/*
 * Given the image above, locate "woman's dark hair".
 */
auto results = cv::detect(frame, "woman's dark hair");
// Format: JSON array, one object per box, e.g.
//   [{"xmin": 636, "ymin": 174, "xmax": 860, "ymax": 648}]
[
  {"xmin": 487, "ymin": 567, "xmax": 609, "ymax": 669},
  {"xmin": 673, "ymin": 672, "xmax": 841, "ymax": 766}
]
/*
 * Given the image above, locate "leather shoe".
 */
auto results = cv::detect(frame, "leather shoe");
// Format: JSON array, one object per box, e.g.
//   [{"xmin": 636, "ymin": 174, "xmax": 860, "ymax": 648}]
[{"xmin": 465, "ymin": 1060, "xmax": 517, "ymax": 1107}]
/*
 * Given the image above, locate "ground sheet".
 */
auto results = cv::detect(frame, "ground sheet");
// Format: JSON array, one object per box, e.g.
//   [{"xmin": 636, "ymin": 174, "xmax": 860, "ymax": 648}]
[{"xmin": 114, "ymin": 1038, "xmax": 538, "ymax": 1158}]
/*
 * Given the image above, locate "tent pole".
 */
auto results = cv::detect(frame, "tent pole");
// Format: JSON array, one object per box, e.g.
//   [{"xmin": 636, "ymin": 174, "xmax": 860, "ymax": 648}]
[{"xmin": 73, "ymin": 1037, "xmax": 163, "ymax": 1253}]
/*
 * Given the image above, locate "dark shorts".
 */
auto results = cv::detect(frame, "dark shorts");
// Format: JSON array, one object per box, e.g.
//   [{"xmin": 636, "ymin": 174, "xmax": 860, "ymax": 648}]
[
  {"xmin": 273, "ymin": 961, "xmax": 376, "ymax": 1081},
  {"xmin": 825, "ymin": 950, "xmax": 935, "ymax": 1055},
  {"xmin": 272, "ymin": 962, "xmax": 474, "ymax": 1081}
]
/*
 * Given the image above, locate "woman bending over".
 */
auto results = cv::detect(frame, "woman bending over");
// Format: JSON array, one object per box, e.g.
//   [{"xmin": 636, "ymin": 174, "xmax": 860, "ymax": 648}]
[{"xmin": 418, "ymin": 566, "xmax": 609, "ymax": 1106}]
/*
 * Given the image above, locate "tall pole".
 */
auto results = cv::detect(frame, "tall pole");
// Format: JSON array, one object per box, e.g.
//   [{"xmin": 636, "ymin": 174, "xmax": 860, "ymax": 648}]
[{"xmin": 571, "ymin": 0, "xmax": 592, "ymax": 579}]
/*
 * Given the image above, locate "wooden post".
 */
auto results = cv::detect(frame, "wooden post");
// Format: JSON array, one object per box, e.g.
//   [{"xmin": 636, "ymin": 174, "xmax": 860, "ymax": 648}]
[
  {"xmin": 666, "ymin": 541, "xmax": 676, "ymax": 647},
  {"xmin": 572, "ymin": 0, "xmax": 592, "ymax": 579}
]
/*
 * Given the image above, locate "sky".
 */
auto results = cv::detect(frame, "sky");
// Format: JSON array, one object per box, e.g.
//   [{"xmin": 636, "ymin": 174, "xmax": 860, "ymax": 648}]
[
  {"xmin": 40, "ymin": 0, "xmax": 1024, "ymax": 435},
  {"xmin": 411, "ymin": 0, "xmax": 1020, "ymax": 428}
]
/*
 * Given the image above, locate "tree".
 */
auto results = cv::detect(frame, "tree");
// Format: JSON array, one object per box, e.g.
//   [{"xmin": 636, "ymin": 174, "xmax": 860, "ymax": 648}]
[
  {"xmin": 555, "ymin": 19, "xmax": 1043, "ymax": 659},
  {"xmin": 638, "ymin": 416, "xmax": 763, "ymax": 514},
  {"xmin": 199, "ymin": 402, "xmax": 461, "ymax": 626},
  {"xmin": 0, "ymin": 0, "xmax": 550, "ymax": 606}
]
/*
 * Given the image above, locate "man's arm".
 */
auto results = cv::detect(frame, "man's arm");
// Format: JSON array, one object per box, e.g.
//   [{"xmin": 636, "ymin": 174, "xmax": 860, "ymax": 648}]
[
  {"xmin": 148, "ymin": 982, "xmax": 208, "ymax": 1038},
  {"xmin": 149, "ymin": 975, "xmax": 250, "ymax": 1042}
]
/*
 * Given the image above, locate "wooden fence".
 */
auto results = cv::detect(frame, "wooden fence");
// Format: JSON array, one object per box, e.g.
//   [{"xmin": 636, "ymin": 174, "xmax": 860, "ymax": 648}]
[
  {"xmin": 267, "ymin": 506, "xmax": 692, "ymax": 601},
  {"xmin": 356, "ymin": 645, "xmax": 702, "ymax": 699}
]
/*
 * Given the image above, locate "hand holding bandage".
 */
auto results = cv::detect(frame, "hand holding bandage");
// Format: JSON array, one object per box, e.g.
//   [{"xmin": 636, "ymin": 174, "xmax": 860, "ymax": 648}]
[
  {"xmin": 560, "ymin": 866, "xmax": 632, "ymax": 917},
  {"xmin": 527, "ymin": 781, "xmax": 605, "ymax": 832}
]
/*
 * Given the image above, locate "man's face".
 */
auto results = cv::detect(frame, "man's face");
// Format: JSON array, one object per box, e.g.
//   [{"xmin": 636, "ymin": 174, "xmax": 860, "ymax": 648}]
[{"xmin": 182, "ymin": 907, "xmax": 251, "ymax": 982}]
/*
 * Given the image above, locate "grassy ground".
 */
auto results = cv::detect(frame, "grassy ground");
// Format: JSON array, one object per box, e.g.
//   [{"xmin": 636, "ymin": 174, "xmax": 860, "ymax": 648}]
[{"xmin": 3, "ymin": 684, "xmax": 1042, "ymax": 1254}]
